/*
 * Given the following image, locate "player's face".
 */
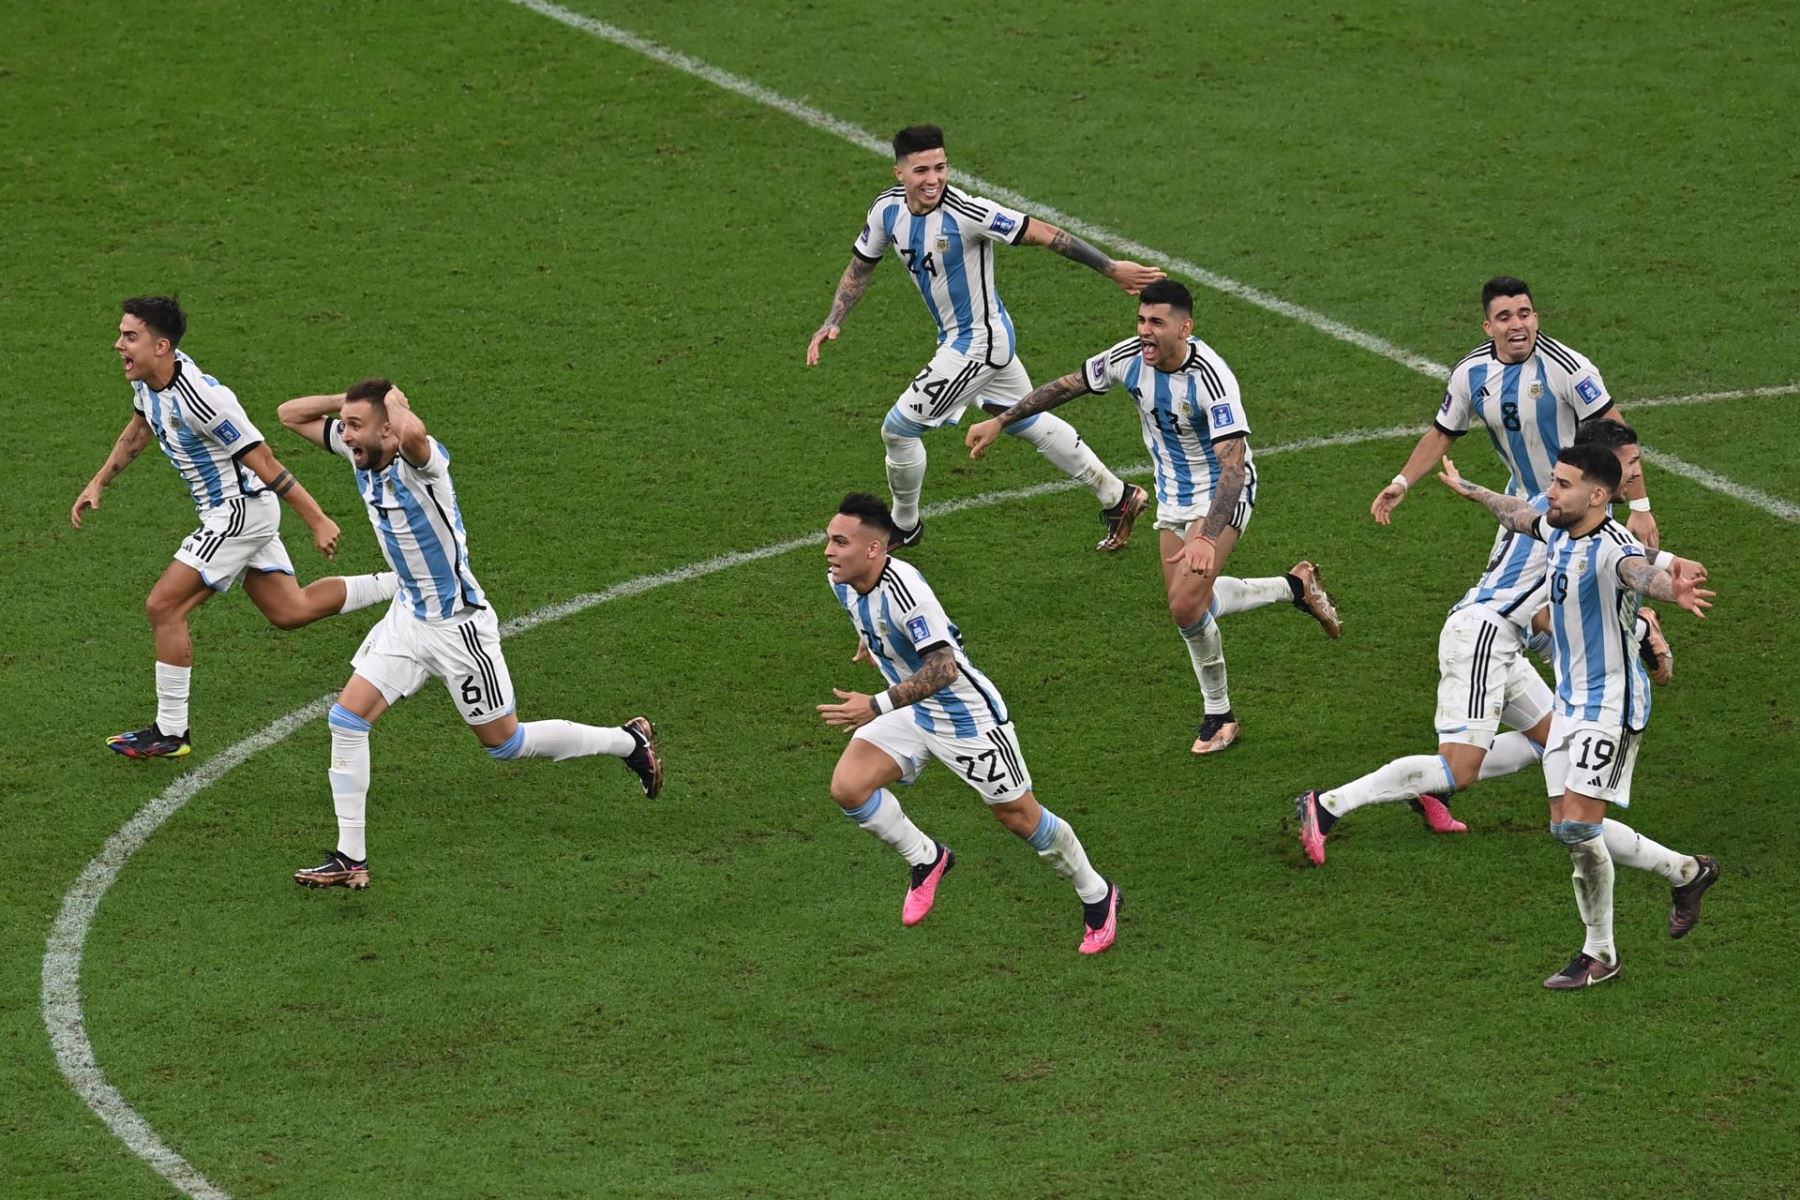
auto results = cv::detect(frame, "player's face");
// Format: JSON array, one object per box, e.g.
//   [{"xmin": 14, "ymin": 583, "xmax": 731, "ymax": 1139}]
[
  {"xmin": 1546, "ymin": 462, "xmax": 1605, "ymax": 528},
  {"xmin": 1609, "ymin": 443, "xmax": 1642, "ymax": 499},
  {"xmin": 893, "ymin": 148, "xmax": 949, "ymax": 214},
  {"xmin": 114, "ymin": 315, "xmax": 171, "ymax": 384},
  {"xmin": 1483, "ymin": 294, "xmax": 1540, "ymax": 364},
  {"xmin": 338, "ymin": 400, "xmax": 394, "ymax": 470},
  {"xmin": 1136, "ymin": 303, "xmax": 1193, "ymax": 369},
  {"xmin": 824, "ymin": 514, "xmax": 885, "ymax": 587}
]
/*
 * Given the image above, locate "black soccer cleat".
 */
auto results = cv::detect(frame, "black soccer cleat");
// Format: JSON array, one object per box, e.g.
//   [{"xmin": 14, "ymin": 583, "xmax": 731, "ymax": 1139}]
[
  {"xmin": 1668, "ymin": 854, "xmax": 1719, "ymax": 939},
  {"xmin": 107, "ymin": 723, "xmax": 192, "ymax": 759},
  {"xmin": 1543, "ymin": 951, "xmax": 1621, "ymax": 990},
  {"xmin": 1096, "ymin": 483, "xmax": 1149, "ymax": 553},
  {"xmin": 294, "ymin": 850, "xmax": 369, "ymax": 890},
  {"xmin": 622, "ymin": 716, "xmax": 663, "ymax": 799},
  {"xmin": 890, "ymin": 519, "xmax": 926, "ymax": 550}
]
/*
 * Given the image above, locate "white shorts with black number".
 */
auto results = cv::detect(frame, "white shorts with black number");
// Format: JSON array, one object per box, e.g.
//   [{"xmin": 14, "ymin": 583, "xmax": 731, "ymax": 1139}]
[
  {"xmin": 351, "ymin": 600, "xmax": 516, "ymax": 726},
  {"xmin": 1433, "ymin": 606, "xmax": 1554, "ymax": 748},
  {"xmin": 1543, "ymin": 713, "xmax": 1642, "ymax": 807},
  {"xmin": 887, "ymin": 345, "xmax": 1031, "ymax": 433},
  {"xmin": 174, "ymin": 492, "xmax": 294, "ymax": 593},
  {"xmin": 854, "ymin": 710, "xmax": 1034, "ymax": 805}
]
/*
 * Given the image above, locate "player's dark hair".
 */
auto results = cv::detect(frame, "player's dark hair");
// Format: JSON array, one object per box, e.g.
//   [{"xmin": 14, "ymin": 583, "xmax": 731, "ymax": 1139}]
[
  {"xmin": 1574, "ymin": 419, "xmax": 1638, "ymax": 450},
  {"xmin": 343, "ymin": 377, "xmax": 394, "ymax": 416},
  {"xmin": 892, "ymin": 125, "xmax": 945, "ymax": 161},
  {"xmin": 121, "ymin": 295, "xmax": 187, "ymax": 347},
  {"xmin": 1139, "ymin": 279, "xmax": 1193, "ymax": 316},
  {"xmin": 1558, "ymin": 444, "xmax": 1622, "ymax": 493},
  {"xmin": 1481, "ymin": 275, "xmax": 1533, "ymax": 314},
  {"xmin": 838, "ymin": 491, "xmax": 897, "ymax": 541}
]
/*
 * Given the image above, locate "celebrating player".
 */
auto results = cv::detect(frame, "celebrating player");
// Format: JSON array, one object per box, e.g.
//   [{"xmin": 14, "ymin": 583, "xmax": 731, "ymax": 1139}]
[
  {"xmin": 1371, "ymin": 276, "xmax": 1659, "ymax": 550},
  {"xmin": 276, "ymin": 381, "xmax": 663, "ymax": 889},
  {"xmin": 806, "ymin": 124, "xmax": 1163, "ymax": 552},
  {"xmin": 967, "ymin": 280, "xmax": 1341, "ymax": 755},
  {"xmin": 817, "ymin": 493, "xmax": 1120, "ymax": 954},
  {"xmin": 71, "ymin": 296, "xmax": 395, "ymax": 759},
  {"xmin": 1438, "ymin": 445, "xmax": 1718, "ymax": 990}
]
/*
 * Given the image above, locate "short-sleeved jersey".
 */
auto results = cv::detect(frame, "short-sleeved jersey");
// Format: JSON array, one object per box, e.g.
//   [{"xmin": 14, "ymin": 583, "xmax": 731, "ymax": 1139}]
[
  {"xmin": 1451, "ymin": 493, "xmax": 1551, "ymax": 632},
  {"xmin": 326, "ymin": 419, "xmax": 487, "ymax": 622},
  {"xmin": 1082, "ymin": 335, "xmax": 1255, "ymax": 510},
  {"xmin": 1526, "ymin": 514, "xmax": 1650, "ymax": 731},
  {"xmin": 131, "ymin": 351, "xmax": 268, "ymax": 513},
  {"xmin": 831, "ymin": 557, "xmax": 1010, "ymax": 737},
  {"xmin": 1435, "ymin": 335, "xmax": 1613, "ymax": 497},
  {"xmin": 853, "ymin": 184, "xmax": 1027, "ymax": 366}
]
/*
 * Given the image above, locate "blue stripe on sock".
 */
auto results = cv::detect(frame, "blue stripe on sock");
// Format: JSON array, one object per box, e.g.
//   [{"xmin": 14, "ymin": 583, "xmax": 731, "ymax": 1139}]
[
  {"xmin": 328, "ymin": 703, "xmax": 372, "ymax": 733},
  {"xmin": 1435, "ymin": 754, "xmax": 1457, "ymax": 796},
  {"xmin": 1028, "ymin": 808, "xmax": 1061, "ymax": 851},
  {"xmin": 844, "ymin": 790, "xmax": 885, "ymax": 823},
  {"xmin": 486, "ymin": 727, "xmax": 525, "ymax": 760}
]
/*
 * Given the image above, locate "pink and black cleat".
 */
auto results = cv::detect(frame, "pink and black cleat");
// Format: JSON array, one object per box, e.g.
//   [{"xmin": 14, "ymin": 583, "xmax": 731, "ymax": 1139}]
[
  {"xmin": 1079, "ymin": 883, "xmax": 1122, "ymax": 955},
  {"xmin": 1409, "ymin": 793, "xmax": 1469, "ymax": 835},
  {"xmin": 902, "ymin": 843, "xmax": 954, "ymax": 926},
  {"xmin": 1295, "ymin": 789, "xmax": 1330, "ymax": 866}
]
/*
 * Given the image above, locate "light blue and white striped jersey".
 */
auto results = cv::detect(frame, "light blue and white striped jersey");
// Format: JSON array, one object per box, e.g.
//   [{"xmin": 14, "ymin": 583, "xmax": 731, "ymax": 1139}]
[
  {"xmin": 1530, "ymin": 514, "xmax": 1651, "ymax": 731},
  {"xmin": 831, "ymin": 556, "xmax": 1011, "ymax": 738},
  {"xmin": 853, "ymin": 184, "xmax": 1027, "ymax": 366},
  {"xmin": 1436, "ymin": 335, "xmax": 1613, "ymax": 497},
  {"xmin": 1082, "ymin": 335, "xmax": 1256, "ymax": 511},
  {"xmin": 1452, "ymin": 493, "xmax": 1552, "ymax": 631},
  {"xmin": 327, "ymin": 419, "xmax": 486, "ymax": 622},
  {"xmin": 131, "ymin": 351, "xmax": 268, "ymax": 513}
]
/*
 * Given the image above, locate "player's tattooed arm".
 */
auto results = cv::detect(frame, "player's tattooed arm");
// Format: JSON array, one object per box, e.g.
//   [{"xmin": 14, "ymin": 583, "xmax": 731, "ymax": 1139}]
[
  {"xmin": 807, "ymin": 258, "xmax": 879, "ymax": 364},
  {"xmin": 1000, "ymin": 372, "xmax": 1089, "ymax": 427},
  {"xmin": 1198, "ymin": 438, "xmax": 1247, "ymax": 541},
  {"xmin": 1436, "ymin": 456, "xmax": 1538, "ymax": 534},
  {"xmin": 1045, "ymin": 227, "xmax": 1112, "ymax": 273},
  {"xmin": 240, "ymin": 443, "xmax": 341, "ymax": 559},
  {"xmin": 72, "ymin": 413, "xmax": 155, "ymax": 528},
  {"xmin": 1618, "ymin": 555, "xmax": 1715, "ymax": 618},
  {"xmin": 1021, "ymin": 219, "xmax": 1163, "ymax": 293},
  {"xmin": 881, "ymin": 646, "xmax": 960, "ymax": 709}
]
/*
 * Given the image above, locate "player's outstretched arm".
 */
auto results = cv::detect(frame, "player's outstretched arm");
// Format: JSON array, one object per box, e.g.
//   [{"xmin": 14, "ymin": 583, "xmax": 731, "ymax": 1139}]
[
  {"xmin": 1372, "ymin": 426, "xmax": 1456, "ymax": 525},
  {"xmin": 239, "ymin": 443, "xmax": 340, "ymax": 560},
  {"xmin": 1435, "ymin": 456, "xmax": 1539, "ymax": 534},
  {"xmin": 967, "ymin": 371, "xmax": 1088, "ymax": 458},
  {"xmin": 71, "ymin": 412, "xmax": 155, "ymax": 529},
  {"xmin": 383, "ymin": 387, "xmax": 432, "ymax": 468},
  {"xmin": 806, "ymin": 257, "xmax": 880, "ymax": 365},
  {"xmin": 817, "ymin": 647, "xmax": 960, "ymax": 729},
  {"xmin": 276, "ymin": 393, "xmax": 345, "ymax": 450},
  {"xmin": 1020, "ymin": 219, "xmax": 1164, "ymax": 294},
  {"xmin": 1619, "ymin": 556, "xmax": 1715, "ymax": 618}
]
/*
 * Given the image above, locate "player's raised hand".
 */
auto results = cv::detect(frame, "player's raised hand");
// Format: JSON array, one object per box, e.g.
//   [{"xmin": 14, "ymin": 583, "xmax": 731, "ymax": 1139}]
[
  {"xmin": 384, "ymin": 385, "xmax": 411, "ymax": 410},
  {"xmin": 1109, "ymin": 260, "xmax": 1166, "ymax": 295},
  {"xmin": 1165, "ymin": 532, "xmax": 1217, "ymax": 578},
  {"xmin": 817, "ymin": 688, "xmax": 877, "ymax": 729},
  {"xmin": 966, "ymin": 418, "xmax": 1003, "ymax": 459},
  {"xmin": 312, "ymin": 516, "xmax": 341, "ymax": 560},
  {"xmin": 1371, "ymin": 479, "xmax": 1407, "ymax": 525},
  {"xmin": 806, "ymin": 325, "xmax": 840, "ymax": 366},
  {"xmin": 1670, "ymin": 556, "xmax": 1708, "ymax": 585},
  {"xmin": 1672, "ymin": 568, "xmax": 1716, "ymax": 619},
  {"xmin": 70, "ymin": 482, "xmax": 103, "ymax": 529}
]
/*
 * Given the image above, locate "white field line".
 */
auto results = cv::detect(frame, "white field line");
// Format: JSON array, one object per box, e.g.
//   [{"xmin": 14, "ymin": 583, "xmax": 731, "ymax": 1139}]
[
  {"xmin": 1641, "ymin": 447, "xmax": 1800, "ymax": 522},
  {"xmin": 506, "ymin": 0, "xmax": 1798, "ymax": 522}
]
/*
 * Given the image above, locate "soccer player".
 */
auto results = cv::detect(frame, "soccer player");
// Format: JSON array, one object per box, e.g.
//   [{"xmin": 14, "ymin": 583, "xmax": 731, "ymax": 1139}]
[
  {"xmin": 805, "ymin": 124, "xmax": 1164, "ymax": 552},
  {"xmin": 816, "ymin": 493, "xmax": 1120, "ymax": 954},
  {"xmin": 70, "ymin": 296, "xmax": 396, "ymax": 759},
  {"xmin": 966, "ymin": 280, "xmax": 1341, "ymax": 755},
  {"xmin": 1370, "ymin": 276, "xmax": 1660, "ymax": 550},
  {"xmin": 275, "ymin": 381, "xmax": 663, "ymax": 889},
  {"xmin": 1437, "ymin": 445, "xmax": 1718, "ymax": 990},
  {"xmin": 1296, "ymin": 421, "xmax": 1692, "ymax": 864}
]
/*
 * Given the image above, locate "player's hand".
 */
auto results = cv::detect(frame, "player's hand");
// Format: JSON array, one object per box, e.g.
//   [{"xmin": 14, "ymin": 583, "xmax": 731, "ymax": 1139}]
[
  {"xmin": 1371, "ymin": 481, "xmax": 1407, "ymax": 525},
  {"xmin": 312, "ymin": 516, "xmax": 341, "ymax": 560},
  {"xmin": 1434, "ymin": 456, "xmax": 1468, "ymax": 496},
  {"xmin": 1669, "ymin": 556, "xmax": 1708, "ymax": 585},
  {"xmin": 1108, "ymin": 260, "xmax": 1166, "ymax": 295},
  {"xmin": 1165, "ymin": 532, "xmax": 1217, "ymax": 577},
  {"xmin": 806, "ymin": 325, "xmax": 840, "ymax": 366},
  {"xmin": 1627, "ymin": 508, "xmax": 1660, "ymax": 552},
  {"xmin": 817, "ymin": 688, "xmax": 878, "ymax": 729},
  {"xmin": 70, "ymin": 482, "xmax": 103, "ymax": 529},
  {"xmin": 966, "ymin": 419, "xmax": 1003, "ymax": 459},
  {"xmin": 1672, "ymin": 569, "xmax": 1715, "ymax": 619},
  {"xmin": 852, "ymin": 638, "xmax": 873, "ymax": 666}
]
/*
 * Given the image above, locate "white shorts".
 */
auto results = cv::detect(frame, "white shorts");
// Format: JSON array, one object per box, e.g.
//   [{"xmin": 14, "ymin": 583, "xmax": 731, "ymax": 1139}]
[
  {"xmin": 351, "ymin": 601, "xmax": 516, "ymax": 725},
  {"xmin": 174, "ymin": 493, "xmax": 293, "ymax": 593},
  {"xmin": 885, "ymin": 344, "xmax": 1031, "ymax": 433},
  {"xmin": 1434, "ymin": 606, "xmax": 1554, "ymax": 748},
  {"xmin": 854, "ymin": 710, "xmax": 1034, "ymax": 805},
  {"xmin": 1152, "ymin": 461, "xmax": 1259, "ymax": 534},
  {"xmin": 1542, "ymin": 714, "xmax": 1642, "ymax": 807}
]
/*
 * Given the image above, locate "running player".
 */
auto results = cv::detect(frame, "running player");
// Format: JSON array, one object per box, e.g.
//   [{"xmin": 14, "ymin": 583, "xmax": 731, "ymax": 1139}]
[
  {"xmin": 1437, "ymin": 445, "xmax": 1718, "ymax": 989},
  {"xmin": 806, "ymin": 124, "xmax": 1163, "ymax": 552},
  {"xmin": 275, "ymin": 381, "xmax": 663, "ymax": 889},
  {"xmin": 817, "ymin": 493, "xmax": 1119, "ymax": 954},
  {"xmin": 71, "ymin": 296, "xmax": 395, "ymax": 759},
  {"xmin": 967, "ymin": 280, "xmax": 1341, "ymax": 755},
  {"xmin": 1371, "ymin": 276, "xmax": 1659, "ymax": 550}
]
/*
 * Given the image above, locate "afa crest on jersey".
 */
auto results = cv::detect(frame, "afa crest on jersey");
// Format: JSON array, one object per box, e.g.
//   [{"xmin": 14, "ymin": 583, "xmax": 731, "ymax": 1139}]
[
  {"xmin": 934, "ymin": 236, "xmax": 949, "ymax": 252},
  {"xmin": 1528, "ymin": 382, "xmax": 1544, "ymax": 400}
]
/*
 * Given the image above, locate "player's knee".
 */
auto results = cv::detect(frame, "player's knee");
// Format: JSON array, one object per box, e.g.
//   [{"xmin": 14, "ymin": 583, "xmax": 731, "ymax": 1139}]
[
  {"xmin": 145, "ymin": 592, "xmax": 183, "ymax": 628},
  {"xmin": 828, "ymin": 769, "xmax": 873, "ymax": 809},
  {"xmin": 1449, "ymin": 760, "xmax": 1482, "ymax": 791},
  {"xmin": 881, "ymin": 426, "xmax": 925, "ymax": 462},
  {"xmin": 266, "ymin": 606, "xmax": 309, "ymax": 631},
  {"xmin": 992, "ymin": 803, "xmax": 1037, "ymax": 838}
]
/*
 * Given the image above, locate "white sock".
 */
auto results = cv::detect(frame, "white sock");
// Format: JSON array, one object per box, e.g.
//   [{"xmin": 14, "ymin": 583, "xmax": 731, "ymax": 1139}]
[
  {"xmin": 1010, "ymin": 412, "xmax": 1123, "ymax": 506},
  {"xmin": 1568, "ymin": 834, "xmax": 1617, "ymax": 965},
  {"xmin": 1211, "ymin": 576, "xmax": 1292, "ymax": 616},
  {"xmin": 1602, "ymin": 819, "xmax": 1698, "ymax": 885},
  {"xmin": 513, "ymin": 720, "xmax": 634, "ymax": 761},
  {"xmin": 1178, "ymin": 616, "xmax": 1231, "ymax": 714},
  {"xmin": 338, "ymin": 571, "xmax": 399, "ymax": 614},
  {"xmin": 845, "ymin": 788, "xmax": 936, "ymax": 866},
  {"xmin": 1321, "ymin": 754, "xmax": 1454, "ymax": 817},
  {"xmin": 1026, "ymin": 808, "xmax": 1109, "ymax": 903},
  {"xmin": 1479, "ymin": 731, "xmax": 1542, "ymax": 780},
  {"xmin": 882, "ymin": 428, "xmax": 928, "ymax": 531},
  {"xmin": 155, "ymin": 661, "xmax": 191, "ymax": 737},
  {"xmin": 327, "ymin": 709, "xmax": 372, "ymax": 862}
]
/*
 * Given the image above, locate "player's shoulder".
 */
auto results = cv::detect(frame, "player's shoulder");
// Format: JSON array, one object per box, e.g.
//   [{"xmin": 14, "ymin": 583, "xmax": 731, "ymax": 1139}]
[
  {"xmin": 1596, "ymin": 517, "xmax": 1643, "ymax": 555},
  {"xmin": 1184, "ymin": 335, "xmax": 1238, "ymax": 396},
  {"xmin": 864, "ymin": 186, "xmax": 905, "ymax": 217},
  {"xmin": 1535, "ymin": 332, "xmax": 1591, "ymax": 376},
  {"xmin": 1450, "ymin": 341, "xmax": 1496, "ymax": 379},
  {"xmin": 173, "ymin": 353, "xmax": 236, "ymax": 403},
  {"xmin": 878, "ymin": 557, "xmax": 934, "ymax": 606},
  {"xmin": 1102, "ymin": 335, "xmax": 1141, "ymax": 364}
]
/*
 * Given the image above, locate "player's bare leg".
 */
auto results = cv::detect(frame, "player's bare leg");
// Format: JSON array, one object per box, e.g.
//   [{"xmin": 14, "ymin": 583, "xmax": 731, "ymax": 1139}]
[
  {"xmin": 243, "ymin": 568, "xmax": 396, "ymax": 631},
  {"xmin": 830, "ymin": 739, "xmax": 947, "ymax": 924},
  {"xmin": 111, "ymin": 561, "xmax": 214, "ymax": 758}
]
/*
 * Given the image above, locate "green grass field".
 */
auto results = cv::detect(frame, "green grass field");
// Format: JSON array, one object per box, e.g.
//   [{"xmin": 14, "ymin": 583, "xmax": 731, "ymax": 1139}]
[{"xmin": 5, "ymin": 2, "xmax": 1797, "ymax": 1196}]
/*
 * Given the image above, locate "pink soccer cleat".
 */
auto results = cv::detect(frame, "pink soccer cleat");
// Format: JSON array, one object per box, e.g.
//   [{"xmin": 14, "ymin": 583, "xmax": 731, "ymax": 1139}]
[
  {"xmin": 1079, "ymin": 883, "xmax": 1121, "ymax": 955},
  {"xmin": 1295, "ymin": 789, "xmax": 1329, "ymax": 866},
  {"xmin": 1411, "ymin": 793, "xmax": 1469, "ymax": 834},
  {"xmin": 902, "ymin": 844, "xmax": 954, "ymax": 926}
]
